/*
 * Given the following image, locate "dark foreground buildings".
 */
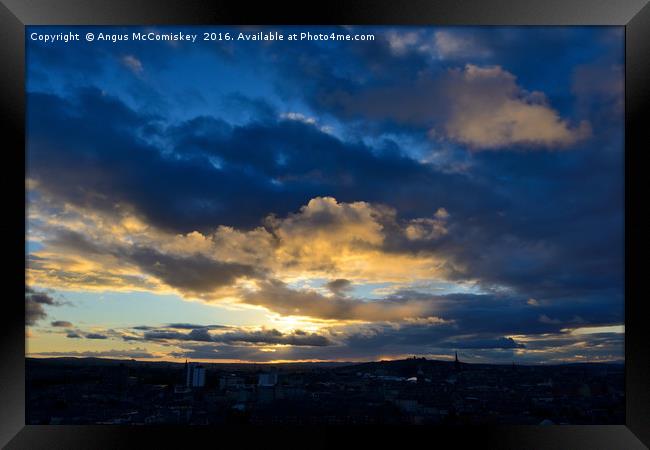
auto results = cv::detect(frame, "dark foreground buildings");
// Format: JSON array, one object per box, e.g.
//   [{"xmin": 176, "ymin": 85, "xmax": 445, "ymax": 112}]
[{"xmin": 26, "ymin": 356, "xmax": 624, "ymax": 425}]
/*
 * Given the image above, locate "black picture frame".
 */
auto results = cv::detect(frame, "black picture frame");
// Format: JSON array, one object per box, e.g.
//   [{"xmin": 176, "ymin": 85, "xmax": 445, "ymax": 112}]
[{"xmin": 1, "ymin": 0, "xmax": 648, "ymax": 448}]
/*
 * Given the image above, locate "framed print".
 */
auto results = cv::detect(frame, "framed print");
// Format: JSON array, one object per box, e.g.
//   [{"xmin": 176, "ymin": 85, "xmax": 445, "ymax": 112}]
[{"xmin": 1, "ymin": 0, "xmax": 648, "ymax": 448}]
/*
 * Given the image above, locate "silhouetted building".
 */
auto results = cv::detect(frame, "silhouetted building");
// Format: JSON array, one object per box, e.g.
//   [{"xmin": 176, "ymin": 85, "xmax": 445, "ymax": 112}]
[
  {"xmin": 219, "ymin": 374, "xmax": 245, "ymax": 390},
  {"xmin": 258, "ymin": 372, "xmax": 278, "ymax": 387},
  {"xmin": 185, "ymin": 361, "xmax": 206, "ymax": 388},
  {"xmin": 416, "ymin": 365, "xmax": 425, "ymax": 383},
  {"xmin": 26, "ymin": 357, "xmax": 625, "ymax": 426}
]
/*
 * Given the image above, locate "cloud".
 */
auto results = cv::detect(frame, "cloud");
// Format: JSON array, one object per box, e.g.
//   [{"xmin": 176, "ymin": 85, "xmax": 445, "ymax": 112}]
[
  {"xmin": 441, "ymin": 64, "xmax": 592, "ymax": 149},
  {"xmin": 332, "ymin": 64, "xmax": 591, "ymax": 150},
  {"xmin": 27, "ymin": 187, "xmax": 623, "ymax": 332},
  {"xmin": 404, "ymin": 207, "xmax": 450, "ymax": 241},
  {"xmin": 218, "ymin": 329, "xmax": 332, "ymax": 347},
  {"xmin": 264, "ymin": 27, "xmax": 617, "ymax": 153},
  {"xmin": 30, "ymin": 222, "xmax": 261, "ymax": 296},
  {"xmin": 443, "ymin": 336, "xmax": 526, "ymax": 349},
  {"xmin": 32, "ymin": 348, "xmax": 155, "ymax": 359},
  {"xmin": 539, "ymin": 314, "xmax": 562, "ymax": 325},
  {"xmin": 269, "ymin": 196, "xmax": 388, "ymax": 271},
  {"xmin": 25, "ymin": 298, "xmax": 49, "ymax": 326},
  {"xmin": 240, "ymin": 279, "xmax": 439, "ymax": 322},
  {"xmin": 86, "ymin": 333, "xmax": 108, "ymax": 339},
  {"xmin": 266, "ymin": 197, "xmax": 450, "ymax": 283},
  {"xmin": 60, "ymin": 328, "xmax": 113, "ymax": 340},
  {"xmin": 142, "ymin": 329, "xmax": 212, "ymax": 342},
  {"xmin": 46, "ymin": 290, "xmax": 622, "ymax": 363},
  {"xmin": 164, "ymin": 317, "xmax": 621, "ymax": 363},
  {"xmin": 125, "ymin": 246, "xmax": 260, "ymax": 294},
  {"xmin": 280, "ymin": 112, "xmax": 316, "ymax": 125},
  {"xmin": 27, "ymin": 196, "xmax": 451, "ymax": 298},
  {"xmin": 385, "ymin": 30, "xmax": 422, "ymax": 55},
  {"xmin": 141, "ymin": 325, "xmax": 333, "ymax": 347},
  {"xmin": 325, "ymin": 278, "xmax": 352, "ymax": 295},
  {"xmin": 121, "ymin": 55, "xmax": 143, "ymax": 74},
  {"xmin": 26, "ymin": 88, "xmax": 492, "ymax": 234},
  {"xmin": 385, "ymin": 29, "xmax": 492, "ymax": 60},
  {"xmin": 404, "ymin": 208, "xmax": 449, "ymax": 240},
  {"xmin": 25, "ymin": 287, "xmax": 59, "ymax": 326},
  {"xmin": 166, "ymin": 323, "xmax": 229, "ymax": 330},
  {"xmin": 51, "ymin": 320, "xmax": 73, "ymax": 327},
  {"xmin": 433, "ymin": 31, "xmax": 492, "ymax": 59}
]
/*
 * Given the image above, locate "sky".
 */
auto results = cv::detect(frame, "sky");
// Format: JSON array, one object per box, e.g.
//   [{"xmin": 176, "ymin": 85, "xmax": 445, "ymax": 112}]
[{"xmin": 25, "ymin": 26, "xmax": 624, "ymax": 364}]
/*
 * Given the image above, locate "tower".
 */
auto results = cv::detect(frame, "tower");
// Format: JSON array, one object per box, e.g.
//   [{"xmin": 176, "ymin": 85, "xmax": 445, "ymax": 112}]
[
  {"xmin": 185, "ymin": 361, "xmax": 206, "ymax": 388},
  {"xmin": 416, "ymin": 365, "xmax": 425, "ymax": 383},
  {"xmin": 454, "ymin": 351, "xmax": 461, "ymax": 371}
]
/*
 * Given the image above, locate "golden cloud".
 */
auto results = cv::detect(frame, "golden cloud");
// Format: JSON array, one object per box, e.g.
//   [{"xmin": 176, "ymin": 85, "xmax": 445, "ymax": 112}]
[{"xmin": 27, "ymin": 195, "xmax": 455, "ymax": 321}]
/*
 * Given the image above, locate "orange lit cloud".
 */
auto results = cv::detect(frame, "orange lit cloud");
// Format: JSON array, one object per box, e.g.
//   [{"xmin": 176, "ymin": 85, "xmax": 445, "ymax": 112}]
[{"xmin": 27, "ymin": 195, "xmax": 456, "ymax": 322}]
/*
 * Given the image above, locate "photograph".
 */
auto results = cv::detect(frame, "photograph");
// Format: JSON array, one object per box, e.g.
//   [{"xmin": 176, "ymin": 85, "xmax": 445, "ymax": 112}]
[
  {"xmin": 0, "ymin": 0, "xmax": 648, "ymax": 447},
  {"xmin": 24, "ymin": 25, "xmax": 625, "ymax": 426}
]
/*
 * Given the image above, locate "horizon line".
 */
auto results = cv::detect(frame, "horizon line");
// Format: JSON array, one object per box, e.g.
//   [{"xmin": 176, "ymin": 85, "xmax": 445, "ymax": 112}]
[{"xmin": 25, "ymin": 355, "xmax": 625, "ymax": 366}]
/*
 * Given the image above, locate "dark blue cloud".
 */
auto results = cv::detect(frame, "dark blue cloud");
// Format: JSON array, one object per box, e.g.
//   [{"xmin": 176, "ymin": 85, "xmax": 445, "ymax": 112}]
[
  {"xmin": 25, "ymin": 287, "xmax": 62, "ymax": 326},
  {"xmin": 441, "ymin": 337, "xmax": 526, "ymax": 349},
  {"xmin": 86, "ymin": 333, "xmax": 108, "ymax": 340},
  {"xmin": 27, "ymin": 88, "xmax": 499, "ymax": 232}
]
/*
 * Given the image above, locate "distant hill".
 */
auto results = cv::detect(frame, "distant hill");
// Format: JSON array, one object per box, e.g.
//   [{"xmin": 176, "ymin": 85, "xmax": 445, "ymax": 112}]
[
  {"xmin": 25, "ymin": 357, "xmax": 354, "ymax": 371},
  {"xmin": 26, "ymin": 356, "xmax": 623, "ymax": 372},
  {"xmin": 334, "ymin": 357, "xmax": 623, "ymax": 377}
]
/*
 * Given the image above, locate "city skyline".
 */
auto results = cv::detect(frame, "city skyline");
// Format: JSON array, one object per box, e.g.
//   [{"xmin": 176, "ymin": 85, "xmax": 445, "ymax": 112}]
[{"xmin": 26, "ymin": 26, "xmax": 624, "ymax": 364}]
